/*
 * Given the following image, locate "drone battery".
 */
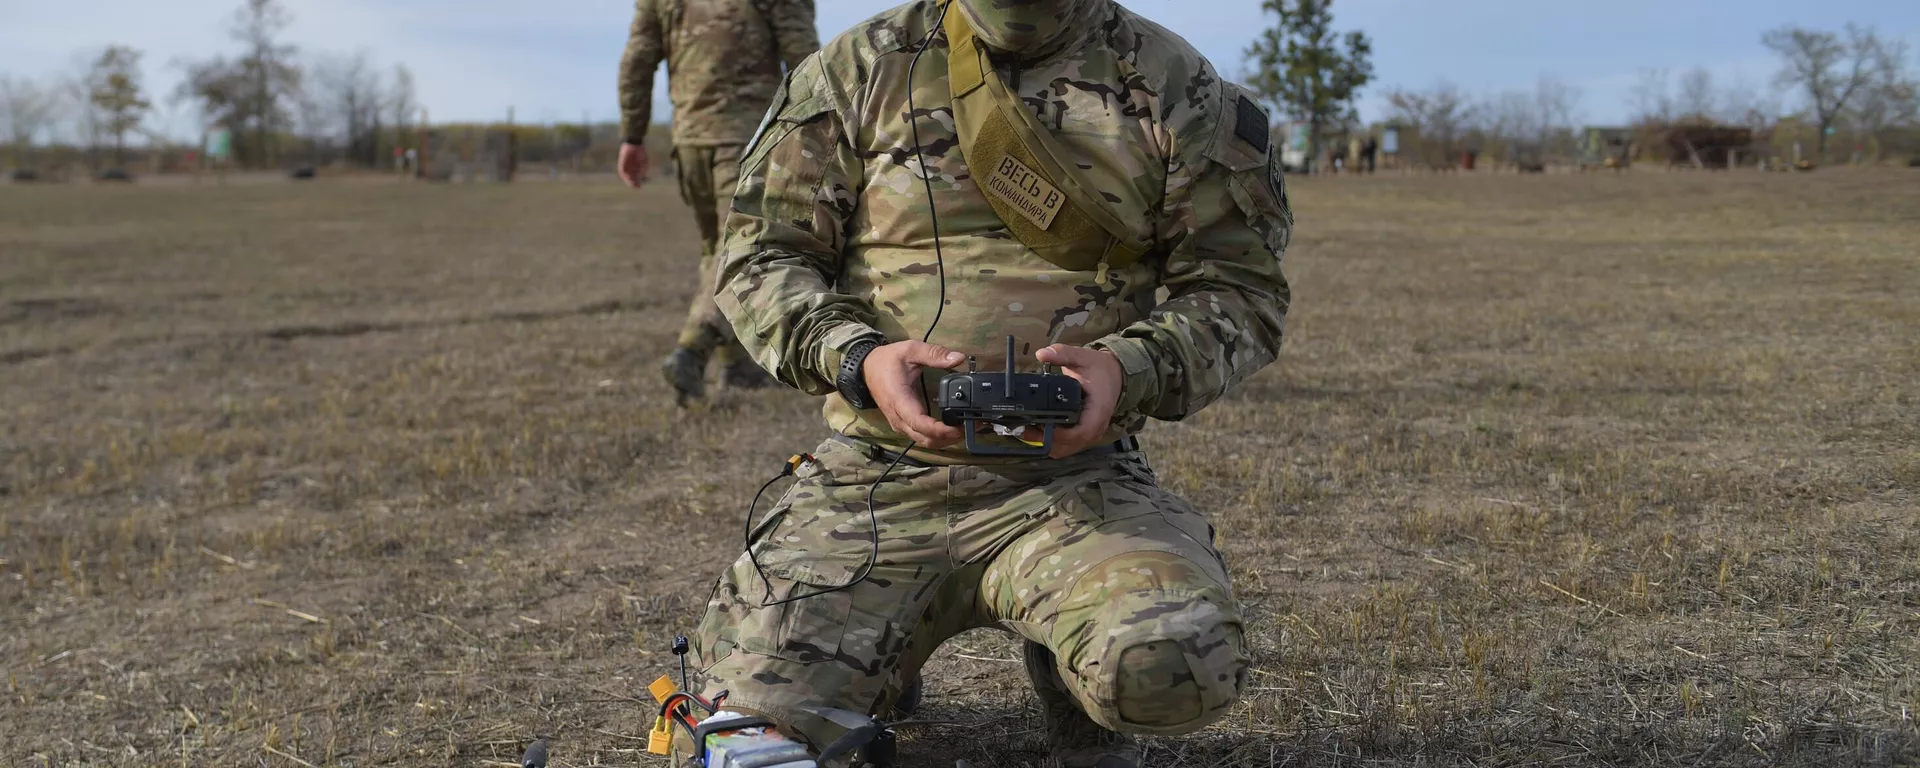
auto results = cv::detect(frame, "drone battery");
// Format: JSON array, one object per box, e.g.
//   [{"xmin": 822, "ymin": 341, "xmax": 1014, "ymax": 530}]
[{"xmin": 700, "ymin": 712, "xmax": 815, "ymax": 768}]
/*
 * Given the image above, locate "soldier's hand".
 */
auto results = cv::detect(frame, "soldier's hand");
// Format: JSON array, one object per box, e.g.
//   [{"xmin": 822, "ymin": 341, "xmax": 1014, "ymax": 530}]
[
  {"xmin": 864, "ymin": 341, "xmax": 966, "ymax": 448},
  {"xmin": 618, "ymin": 143, "xmax": 650, "ymax": 188},
  {"xmin": 1033, "ymin": 345, "xmax": 1124, "ymax": 459}
]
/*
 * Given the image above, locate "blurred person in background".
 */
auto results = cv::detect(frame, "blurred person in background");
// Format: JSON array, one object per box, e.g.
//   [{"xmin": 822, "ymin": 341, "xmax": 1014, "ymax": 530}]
[{"xmin": 618, "ymin": 0, "xmax": 819, "ymax": 404}]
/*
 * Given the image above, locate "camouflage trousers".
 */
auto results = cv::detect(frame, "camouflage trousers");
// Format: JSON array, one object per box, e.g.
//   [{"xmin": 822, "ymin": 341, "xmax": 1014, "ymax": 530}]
[
  {"xmin": 693, "ymin": 436, "xmax": 1249, "ymax": 752},
  {"xmin": 672, "ymin": 144, "xmax": 745, "ymax": 362}
]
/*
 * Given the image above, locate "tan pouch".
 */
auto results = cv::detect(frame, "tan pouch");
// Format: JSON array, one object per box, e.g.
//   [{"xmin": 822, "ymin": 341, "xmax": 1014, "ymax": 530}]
[{"xmin": 943, "ymin": 4, "xmax": 1146, "ymax": 279}]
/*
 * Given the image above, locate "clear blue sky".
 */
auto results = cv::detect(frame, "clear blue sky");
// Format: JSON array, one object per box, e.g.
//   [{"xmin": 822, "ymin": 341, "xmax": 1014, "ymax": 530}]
[{"xmin": 3, "ymin": 0, "xmax": 1915, "ymax": 140}]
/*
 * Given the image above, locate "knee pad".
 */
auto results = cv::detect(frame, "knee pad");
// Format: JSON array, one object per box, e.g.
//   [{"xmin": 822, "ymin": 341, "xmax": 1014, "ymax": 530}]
[{"xmin": 1066, "ymin": 554, "xmax": 1248, "ymax": 735}]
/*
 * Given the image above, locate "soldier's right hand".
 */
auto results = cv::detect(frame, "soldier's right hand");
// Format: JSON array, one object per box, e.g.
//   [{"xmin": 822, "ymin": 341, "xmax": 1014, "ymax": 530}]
[
  {"xmin": 863, "ymin": 341, "xmax": 966, "ymax": 448},
  {"xmin": 617, "ymin": 143, "xmax": 650, "ymax": 188}
]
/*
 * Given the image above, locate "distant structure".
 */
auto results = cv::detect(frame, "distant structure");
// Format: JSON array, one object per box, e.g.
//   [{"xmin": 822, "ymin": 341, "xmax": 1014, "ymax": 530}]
[
  {"xmin": 1379, "ymin": 124, "xmax": 1402, "ymax": 171},
  {"xmin": 1582, "ymin": 127, "xmax": 1636, "ymax": 169},
  {"xmin": 1661, "ymin": 125, "xmax": 1754, "ymax": 169}
]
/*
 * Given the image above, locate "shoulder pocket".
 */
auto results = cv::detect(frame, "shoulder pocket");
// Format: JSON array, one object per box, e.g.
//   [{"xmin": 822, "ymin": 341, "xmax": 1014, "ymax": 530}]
[
  {"xmin": 1206, "ymin": 86, "xmax": 1291, "ymax": 255},
  {"xmin": 1205, "ymin": 88, "xmax": 1269, "ymax": 173},
  {"xmin": 729, "ymin": 58, "xmax": 843, "ymax": 230},
  {"xmin": 743, "ymin": 61, "xmax": 834, "ymax": 162}
]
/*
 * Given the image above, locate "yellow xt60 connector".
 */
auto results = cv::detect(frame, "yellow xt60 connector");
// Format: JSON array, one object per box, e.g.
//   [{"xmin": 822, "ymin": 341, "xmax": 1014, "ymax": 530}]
[
  {"xmin": 785, "ymin": 453, "xmax": 813, "ymax": 475},
  {"xmin": 647, "ymin": 715, "xmax": 673, "ymax": 756},
  {"xmin": 648, "ymin": 674, "xmax": 679, "ymax": 703}
]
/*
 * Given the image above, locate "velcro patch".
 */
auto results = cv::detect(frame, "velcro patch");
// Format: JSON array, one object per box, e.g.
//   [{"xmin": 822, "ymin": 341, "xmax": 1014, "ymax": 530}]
[
  {"xmin": 1234, "ymin": 96, "xmax": 1270, "ymax": 154},
  {"xmin": 982, "ymin": 154, "xmax": 1065, "ymax": 230}
]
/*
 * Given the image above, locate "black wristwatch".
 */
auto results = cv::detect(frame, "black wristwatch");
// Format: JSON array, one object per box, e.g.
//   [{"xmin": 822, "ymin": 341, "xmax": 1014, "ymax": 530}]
[{"xmin": 836, "ymin": 339, "xmax": 883, "ymax": 410}]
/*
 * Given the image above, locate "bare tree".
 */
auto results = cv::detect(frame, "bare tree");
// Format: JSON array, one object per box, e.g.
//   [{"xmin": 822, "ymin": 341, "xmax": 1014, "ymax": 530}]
[
  {"xmin": 59, "ymin": 51, "xmax": 107, "ymax": 167},
  {"xmin": 1532, "ymin": 76, "xmax": 1581, "ymax": 162},
  {"xmin": 1383, "ymin": 80, "xmax": 1473, "ymax": 168},
  {"xmin": 1676, "ymin": 67, "xmax": 1716, "ymax": 118},
  {"xmin": 1535, "ymin": 76, "xmax": 1580, "ymax": 128},
  {"xmin": 292, "ymin": 80, "xmax": 328, "ymax": 165},
  {"xmin": 1715, "ymin": 73, "xmax": 1778, "ymax": 129},
  {"xmin": 1472, "ymin": 77, "xmax": 1581, "ymax": 167},
  {"xmin": 1762, "ymin": 24, "xmax": 1884, "ymax": 157},
  {"xmin": 1628, "ymin": 68, "xmax": 1674, "ymax": 124},
  {"xmin": 311, "ymin": 50, "xmax": 386, "ymax": 167},
  {"xmin": 1, "ymin": 75, "xmax": 64, "ymax": 168},
  {"xmin": 233, "ymin": 0, "xmax": 300, "ymax": 165},
  {"xmin": 1477, "ymin": 89, "xmax": 1538, "ymax": 165},
  {"xmin": 387, "ymin": 64, "xmax": 416, "ymax": 167},
  {"xmin": 1848, "ymin": 37, "xmax": 1918, "ymax": 157}
]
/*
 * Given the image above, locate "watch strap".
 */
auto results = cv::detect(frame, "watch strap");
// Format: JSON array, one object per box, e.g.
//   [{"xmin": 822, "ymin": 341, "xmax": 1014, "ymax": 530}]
[{"xmin": 836, "ymin": 339, "xmax": 883, "ymax": 410}]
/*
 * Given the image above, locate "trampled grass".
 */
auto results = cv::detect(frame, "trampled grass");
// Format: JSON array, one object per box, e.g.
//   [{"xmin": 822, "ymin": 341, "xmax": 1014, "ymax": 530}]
[{"xmin": 1, "ymin": 170, "xmax": 1915, "ymax": 766}]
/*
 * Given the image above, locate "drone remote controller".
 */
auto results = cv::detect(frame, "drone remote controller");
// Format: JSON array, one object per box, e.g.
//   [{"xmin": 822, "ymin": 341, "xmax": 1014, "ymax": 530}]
[{"xmin": 938, "ymin": 336, "xmax": 1082, "ymax": 456}]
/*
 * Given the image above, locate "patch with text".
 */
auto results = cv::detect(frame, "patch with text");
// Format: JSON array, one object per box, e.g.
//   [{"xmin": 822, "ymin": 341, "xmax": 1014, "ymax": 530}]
[{"xmin": 983, "ymin": 155, "xmax": 1064, "ymax": 230}]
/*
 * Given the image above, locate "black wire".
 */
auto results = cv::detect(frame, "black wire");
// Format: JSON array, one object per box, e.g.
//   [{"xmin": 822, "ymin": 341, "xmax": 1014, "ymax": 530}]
[
  {"xmin": 659, "ymin": 692, "xmax": 721, "ymax": 739},
  {"xmin": 905, "ymin": 0, "xmax": 954, "ymax": 346},
  {"xmin": 743, "ymin": 470, "xmax": 796, "ymax": 603},
  {"xmin": 742, "ymin": 0, "xmax": 953, "ymax": 612},
  {"xmin": 754, "ymin": 441, "xmax": 913, "ymax": 608}
]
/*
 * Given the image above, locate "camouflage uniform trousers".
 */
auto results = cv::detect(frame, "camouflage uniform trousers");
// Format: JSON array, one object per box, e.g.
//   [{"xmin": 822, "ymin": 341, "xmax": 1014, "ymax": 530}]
[
  {"xmin": 671, "ymin": 144, "xmax": 747, "ymax": 363},
  {"xmin": 693, "ymin": 436, "xmax": 1250, "ymax": 750}
]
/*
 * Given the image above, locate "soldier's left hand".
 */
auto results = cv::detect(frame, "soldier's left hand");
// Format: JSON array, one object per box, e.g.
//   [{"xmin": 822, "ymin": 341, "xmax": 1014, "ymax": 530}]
[
  {"xmin": 1032, "ymin": 344, "xmax": 1123, "ymax": 459},
  {"xmin": 618, "ymin": 143, "xmax": 650, "ymax": 188}
]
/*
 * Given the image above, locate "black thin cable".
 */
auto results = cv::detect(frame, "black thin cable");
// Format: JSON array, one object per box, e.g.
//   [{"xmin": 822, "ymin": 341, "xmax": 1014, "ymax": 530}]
[
  {"xmin": 905, "ymin": 0, "xmax": 955, "ymax": 346},
  {"xmin": 743, "ymin": 0, "xmax": 954, "ymax": 611},
  {"xmin": 742, "ymin": 468, "xmax": 797, "ymax": 603},
  {"xmin": 751, "ymin": 442, "xmax": 913, "ymax": 608}
]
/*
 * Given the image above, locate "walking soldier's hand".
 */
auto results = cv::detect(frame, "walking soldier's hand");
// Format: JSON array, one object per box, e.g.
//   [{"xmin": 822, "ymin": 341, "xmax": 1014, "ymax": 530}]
[{"xmin": 618, "ymin": 143, "xmax": 650, "ymax": 188}]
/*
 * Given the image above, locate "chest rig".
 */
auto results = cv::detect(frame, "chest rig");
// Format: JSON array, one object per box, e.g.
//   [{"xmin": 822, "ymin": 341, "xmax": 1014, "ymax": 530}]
[{"xmin": 942, "ymin": 3, "xmax": 1148, "ymax": 282}]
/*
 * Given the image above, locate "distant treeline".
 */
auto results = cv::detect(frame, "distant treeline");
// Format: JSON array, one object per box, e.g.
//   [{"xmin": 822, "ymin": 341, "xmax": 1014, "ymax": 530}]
[
  {"xmin": 4, "ymin": 121, "xmax": 674, "ymax": 178},
  {"xmin": 1371, "ymin": 25, "xmax": 1918, "ymax": 171},
  {"xmin": 416, "ymin": 122, "xmax": 674, "ymax": 170}
]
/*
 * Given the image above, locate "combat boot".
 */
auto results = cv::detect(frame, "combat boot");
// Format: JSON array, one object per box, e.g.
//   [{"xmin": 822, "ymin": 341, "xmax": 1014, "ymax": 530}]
[
  {"xmin": 720, "ymin": 357, "xmax": 776, "ymax": 390},
  {"xmin": 661, "ymin": 346, "xmax": 708, "ymax": 405},
  {"xmin": 1023, "ymin": 641, "xmax": 1139, "ymax": 768},
  {"xmin": 891, "ymin": 672, "xmax": 924, "ymax": 718}
]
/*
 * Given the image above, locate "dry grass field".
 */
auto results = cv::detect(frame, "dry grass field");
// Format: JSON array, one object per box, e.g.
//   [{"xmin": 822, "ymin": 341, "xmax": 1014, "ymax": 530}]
[{"xmin": 2, "ymin": 171, "xmax": 1915, "ymax": 767}]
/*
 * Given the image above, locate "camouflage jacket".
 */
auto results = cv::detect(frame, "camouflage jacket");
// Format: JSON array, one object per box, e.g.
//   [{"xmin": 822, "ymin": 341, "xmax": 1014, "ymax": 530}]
[
  {"xmin": 715, "ymin": 0, "xmax": 1292, "ymax": 463},
  {"xmin": 619, "ymin": 0, "xmax": 819, "ymax": 146}
]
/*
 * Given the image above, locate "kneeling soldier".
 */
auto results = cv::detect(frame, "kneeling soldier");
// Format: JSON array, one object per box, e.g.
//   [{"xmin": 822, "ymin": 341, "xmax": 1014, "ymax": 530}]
[{"xmin": 698, "ymin": 0, "xmax": 1293, "ymax": 764}]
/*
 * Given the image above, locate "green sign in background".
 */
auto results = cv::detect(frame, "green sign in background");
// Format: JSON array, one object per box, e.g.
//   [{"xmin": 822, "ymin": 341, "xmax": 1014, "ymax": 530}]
[{"xmin": 208, "ymin": 129, "xmax": 232, "ymax": 161}]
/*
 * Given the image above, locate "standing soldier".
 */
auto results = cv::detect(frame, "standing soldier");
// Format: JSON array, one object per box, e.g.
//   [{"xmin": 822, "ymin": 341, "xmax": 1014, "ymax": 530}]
[
  {"xmin": 618, "ymin": 0, "xmax": 819, "ymax": 403},
  {"xmin": 692, "ymin": 0, "xmax": 1294, "ymax": 764}
]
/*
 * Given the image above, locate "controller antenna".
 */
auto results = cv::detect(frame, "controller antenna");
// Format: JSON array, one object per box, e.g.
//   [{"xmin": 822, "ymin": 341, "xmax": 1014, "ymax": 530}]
[{"xmin": 1004, "ymin": 335, "xmax": 1016, "ymax": 394}]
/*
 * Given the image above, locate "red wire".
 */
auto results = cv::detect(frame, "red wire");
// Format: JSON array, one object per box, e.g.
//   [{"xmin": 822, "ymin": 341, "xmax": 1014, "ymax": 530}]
[{"xmin": 659, "ymin": 692, "xmax": 717, "ymax": 738}]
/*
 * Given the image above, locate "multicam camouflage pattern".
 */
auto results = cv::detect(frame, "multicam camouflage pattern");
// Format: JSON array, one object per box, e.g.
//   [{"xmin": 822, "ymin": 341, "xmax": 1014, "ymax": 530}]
[
  {"xmin": 693, "ymin": 437, "xmax": 1249, "ymax": 750},
  {"xmin": 714, "ymin": 0, "xmax": 1293, "ymax": 464},
  {"xmin": 671, "ymin": 144, "xmax": 745, "ymax": 356},
  {"xmin": 954, "ymin": 0, "xmax": 1102, "ymax": 57},
  {"xmin": 698, "ymin": 0, "xmax": 1285, "ymax": 756},
  {"xmin": 619, "ymin": 0, "xmax": 820, "ymax": 146}
]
